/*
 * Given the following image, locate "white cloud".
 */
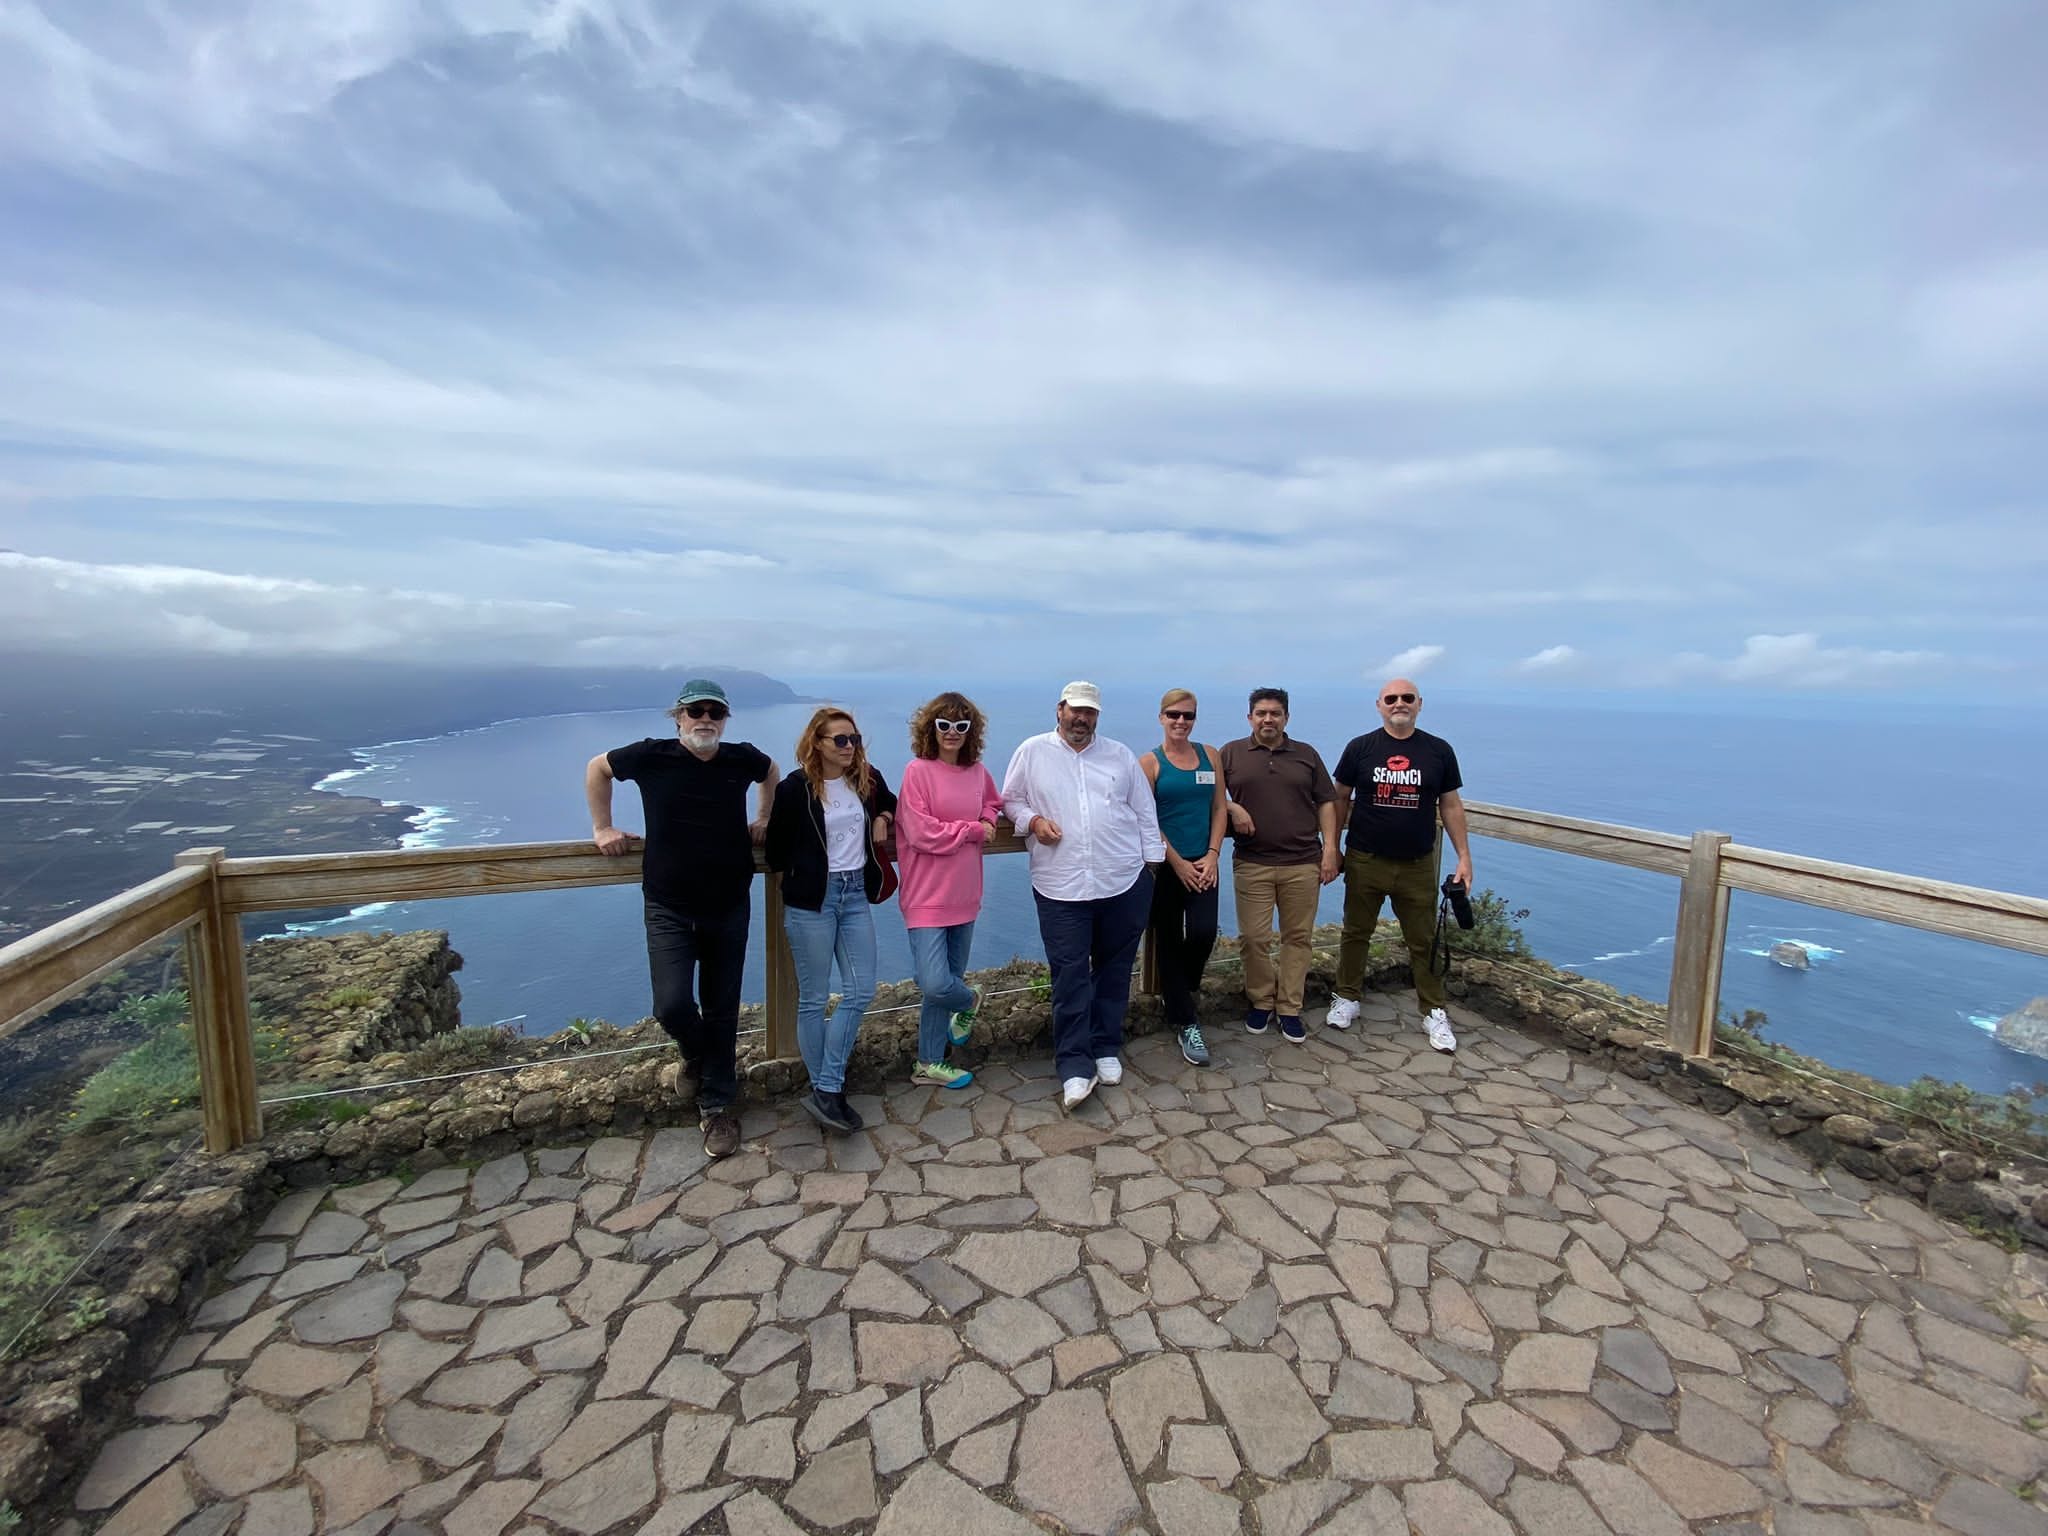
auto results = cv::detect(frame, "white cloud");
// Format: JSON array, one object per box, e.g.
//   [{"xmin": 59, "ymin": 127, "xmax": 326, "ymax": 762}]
[
  {"xmin": 0, "ymin": 550, "xmax": 920, "ymax": 670},
  {"xmin": 1516, "ymin": 644, "xmax": 1583, "ymax": 673},
  {"xmin": 1376, "ymin": 645, "xmax": 1446, "ymax": 680},
  {"xmin": 0, "ymin": 4, "xmax": 2040, "ymax": 691},
  {"xmin": 1678, "ymin": 633, "xmax": 1944, "ymax": 689}
]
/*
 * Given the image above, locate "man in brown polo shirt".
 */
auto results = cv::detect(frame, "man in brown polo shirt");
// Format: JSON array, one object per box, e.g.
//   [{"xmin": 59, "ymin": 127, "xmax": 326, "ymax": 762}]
[{"xmin": 1219, "ymin": 686, "xmax": 1340, "ymax": 1042}]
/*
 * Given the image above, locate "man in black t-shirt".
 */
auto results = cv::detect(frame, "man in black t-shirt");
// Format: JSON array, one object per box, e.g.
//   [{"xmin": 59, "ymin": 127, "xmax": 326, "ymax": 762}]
[
  {"xmin": 1326, "ymin": 677, "xmax": 1473, "ymax": 1053},
  {"xmin": 585, "ymin": 679, "xmax": 776, "ymax": 1158}
]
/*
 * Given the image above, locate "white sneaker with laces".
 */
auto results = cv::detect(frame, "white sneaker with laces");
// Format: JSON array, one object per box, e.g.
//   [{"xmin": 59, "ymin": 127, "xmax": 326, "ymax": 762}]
[
  {"xmin": 1095, "ymin": 1057, "xmax": 1123, "ymax": 1085},
  {"xmin": 1326, "ymin": 996, "xmax": 1360, "ymax": 1031},
  {"xmin": 1424, "ymin": 1008, "xmax": 1458, "ymax": 1053},
  {"xmin": 1061, "ymin": 1075, "xmax": 1099, "ymax": 1111}
]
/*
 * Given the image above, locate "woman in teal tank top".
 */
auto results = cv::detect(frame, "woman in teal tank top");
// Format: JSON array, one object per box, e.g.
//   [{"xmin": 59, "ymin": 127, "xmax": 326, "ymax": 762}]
[{"xmin": 1141, "ymin": 687, "xmax": 1228, "ymax": 1066}]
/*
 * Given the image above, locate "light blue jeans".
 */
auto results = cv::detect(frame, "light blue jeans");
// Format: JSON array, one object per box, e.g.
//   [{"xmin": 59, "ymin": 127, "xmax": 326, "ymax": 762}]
[
  {"xmin": 784, "ymin": 870, "xmax": 876, "ymax": 1094},
  {"xmin": 907, "ymin": 921, "xmax": 976, "ymax": 1065}
]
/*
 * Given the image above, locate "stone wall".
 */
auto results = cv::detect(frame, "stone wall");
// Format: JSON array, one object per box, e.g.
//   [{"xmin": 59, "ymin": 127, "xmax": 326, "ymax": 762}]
[{"xmin": 246, "ymin": 931, "xmax": 462, "ymax": 1080}]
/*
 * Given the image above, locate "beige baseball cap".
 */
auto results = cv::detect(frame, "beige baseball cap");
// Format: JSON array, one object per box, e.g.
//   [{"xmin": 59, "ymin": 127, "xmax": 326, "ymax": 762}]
[{"xmin": 1059, "ymin": 680, "xmax": 1102, "ymax": 709}]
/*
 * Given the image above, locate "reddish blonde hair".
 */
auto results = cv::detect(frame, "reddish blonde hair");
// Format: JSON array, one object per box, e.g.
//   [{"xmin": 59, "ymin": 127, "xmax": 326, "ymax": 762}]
[{"xmin": 796, "ymin": 707, "xmax": 874, "ymax": 801}]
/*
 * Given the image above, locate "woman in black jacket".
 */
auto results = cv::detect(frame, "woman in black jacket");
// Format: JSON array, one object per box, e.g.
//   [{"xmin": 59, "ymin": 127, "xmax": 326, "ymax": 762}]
[{"xmin": 765, "ymin": 706, "xmax": 897, "ymax": 1133}]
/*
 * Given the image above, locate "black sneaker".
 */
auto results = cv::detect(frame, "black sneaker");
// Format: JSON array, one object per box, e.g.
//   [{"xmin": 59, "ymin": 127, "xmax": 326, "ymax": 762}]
[
  {"xmin": 1279, "ymin": 1015, "xmax": 1307, "ymax": 1042},
  {"xmin": 836, "ymin": 1091, "xmax": 866, "ymax": 1131},
  {"xmin": 1245, "ymin": 1009, "xmax": 1271, "ymax": 1035},
  {"xmin": 803, "ymin": 1089, "xmax": 859, "ymax": 1134}
]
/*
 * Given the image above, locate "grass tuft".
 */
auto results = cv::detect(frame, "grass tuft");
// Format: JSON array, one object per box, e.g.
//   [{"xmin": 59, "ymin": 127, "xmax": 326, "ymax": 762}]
[{"xmin": 0, "ymin": 1211, "xmax": 77, "ymax": 1360}]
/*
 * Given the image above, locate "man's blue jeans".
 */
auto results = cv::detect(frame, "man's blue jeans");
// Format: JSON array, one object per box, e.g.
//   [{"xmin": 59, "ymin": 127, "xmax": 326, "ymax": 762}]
[
  {"xmin": 907, "ymin": 921, "xmax": 976, "ymax": 1065},
  {"xmin": 1033, "ymin": 869, "xmax": 1153, "ymax": 1084},
  {"xmin": 783, "ymin": 870, "xmax": 876, "ymax": 1094}
]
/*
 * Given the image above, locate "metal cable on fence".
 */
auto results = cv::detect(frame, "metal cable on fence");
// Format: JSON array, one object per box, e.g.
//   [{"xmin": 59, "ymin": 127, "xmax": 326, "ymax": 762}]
[{"xmin": 0, "ymin": 1129, "xmax": 208, "ymax": 1362}]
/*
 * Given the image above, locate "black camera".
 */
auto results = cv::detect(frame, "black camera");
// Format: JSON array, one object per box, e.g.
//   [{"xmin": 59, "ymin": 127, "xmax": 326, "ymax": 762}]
[{"xmin": 1441, "ymin": 875, "xmax": 1476, "ymax": 930}]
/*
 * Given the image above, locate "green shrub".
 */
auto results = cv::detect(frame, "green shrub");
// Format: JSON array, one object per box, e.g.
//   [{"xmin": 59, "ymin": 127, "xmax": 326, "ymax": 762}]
[
  {"xmin": 0, "ymin": 1114, "xmax": 37, "ymax": 1162},
  {"xmin": 1864, "ymin": 1075, "xmax": 2048, "ymax": 1154},
  {"xmin": 324, "ymin": 985, "xmax": 379, "ymax": 1010},
  {"xmin": 406, "ymin": 1025, "xmax": 522, "ymax": 1075},
  {"xmin": 115, "ymin": 987, "xmax": 191, "ymax": 1031},
  {"xmin": 73, "ymin": 1017, "xmax": 200, "ymax": 1127},
  {"xmin": 1, "ymin": 1499, "xmax": 22, "ymax": 1534},
  {"xmin": 0, "ymin": 1212, "xmax": 76, "ymax": 1360},
  {"xmin": 1458, "ymin": 889, "xmax": 1533, "ymax": 960}
]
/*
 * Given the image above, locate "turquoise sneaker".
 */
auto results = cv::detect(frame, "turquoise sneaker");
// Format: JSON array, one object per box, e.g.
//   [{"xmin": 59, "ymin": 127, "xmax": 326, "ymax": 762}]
[
  {"xmin": 912, "ymin": 1061, "xmax": 975, "ymax": 1090},
  {"xmin": 948, "ymin": 984, "xmax": 984, "ymax": 1045}
]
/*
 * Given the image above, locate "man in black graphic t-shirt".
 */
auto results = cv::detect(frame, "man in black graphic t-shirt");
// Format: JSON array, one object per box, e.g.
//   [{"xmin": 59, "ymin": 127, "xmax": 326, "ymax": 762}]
[
  {"xmin": 585, "ymin": 679, "xmax": 776, "ymax": 1159},
  {"xmin": 1326, "ymin": 677, "xmax": 1473, "ymax": 1053}
]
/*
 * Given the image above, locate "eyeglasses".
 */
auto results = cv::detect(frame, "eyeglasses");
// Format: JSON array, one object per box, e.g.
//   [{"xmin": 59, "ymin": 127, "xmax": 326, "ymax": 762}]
[
  {"xmin": 825, "ymin": 732, "xmax": 862, "ymax": 749},
  {"xmin": 1161, "ymin": 710, "xmax": 1196, "ymax": 721},
  {"xmin": 1381, "ymin": 693, "xmax": 1416, "ymax": 705},
  {"xmin": 934, "ymin": 719, "xmax": 973, "ymax": 734},
  {"xmin": 683, "ymin": 703, "xmax": 728, "ymax": 721}
]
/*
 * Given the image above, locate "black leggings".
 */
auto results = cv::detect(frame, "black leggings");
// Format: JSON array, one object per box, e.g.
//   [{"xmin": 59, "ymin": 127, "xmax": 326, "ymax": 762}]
[{"xmin": 1149, "ymin": 870, "xmax": 1220, "ymax": 1028}]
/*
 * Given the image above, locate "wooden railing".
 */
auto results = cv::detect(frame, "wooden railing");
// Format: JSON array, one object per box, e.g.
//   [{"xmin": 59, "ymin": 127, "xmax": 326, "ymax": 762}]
[{"xmin": 3, "ymin": 807, "xmax": 2045, "ymax": 1153}]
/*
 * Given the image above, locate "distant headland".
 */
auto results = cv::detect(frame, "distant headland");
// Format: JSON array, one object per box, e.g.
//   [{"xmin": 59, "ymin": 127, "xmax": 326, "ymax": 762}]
[{"xmin": 0, "ymin": 655, "xmax": 807, "ymax": 942}]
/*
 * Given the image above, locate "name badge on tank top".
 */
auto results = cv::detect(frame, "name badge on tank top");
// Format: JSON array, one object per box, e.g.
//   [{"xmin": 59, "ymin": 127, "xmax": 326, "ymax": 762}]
[{"xmin": 1195, "ymin": 771, "xmax": 1215, "ymax": 785}]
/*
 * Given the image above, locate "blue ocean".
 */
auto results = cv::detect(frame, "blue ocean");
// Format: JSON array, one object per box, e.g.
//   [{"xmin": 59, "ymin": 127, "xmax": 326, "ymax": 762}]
[{"xmin": 289, "ymin": 686, "xmax": 2048, "ymax": 1097}]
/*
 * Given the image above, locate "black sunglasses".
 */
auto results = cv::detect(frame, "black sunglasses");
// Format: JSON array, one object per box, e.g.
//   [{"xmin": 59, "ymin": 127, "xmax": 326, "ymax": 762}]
[
  {"xmin": 1161, "ymin": 710, "xmax": 1196, "ymax": 721},
  {"xmin": 684, "ymin": 703, "xmax": 728, "ymax": 720},
  {"xmin": 826, "ymin": 732, "xmax": 862, "ymax": 749},
  {"xmin": 934, "ymin": 719, "xmax": 973, "ymax": 733},
  {"xmin": 1382, "ymin": 693, "xmax": 1416, "ymax": 705}
]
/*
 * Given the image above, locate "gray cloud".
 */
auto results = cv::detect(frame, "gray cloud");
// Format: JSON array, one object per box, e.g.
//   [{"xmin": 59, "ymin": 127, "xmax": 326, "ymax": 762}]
[{"xmin": 0, "ymin": 2, "xmax": 2042, "ymax": 693}]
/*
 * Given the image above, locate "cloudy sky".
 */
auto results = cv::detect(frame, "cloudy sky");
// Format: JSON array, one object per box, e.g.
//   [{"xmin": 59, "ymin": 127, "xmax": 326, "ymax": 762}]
[{"xmin": 2, "ymin": 1, "xmax": 2044, "ymax": 695}]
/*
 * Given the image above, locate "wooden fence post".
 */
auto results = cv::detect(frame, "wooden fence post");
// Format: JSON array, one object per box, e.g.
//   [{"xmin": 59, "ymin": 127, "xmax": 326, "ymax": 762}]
[
  {"xmin": 1666, "ymin": 831, "xmax": 1732, "ymax": 1058},
  {"xmin": 762, "ymin": 883, "xmax": 798, "ymax": 1060},
  {"xmin": 174, "ymin": 847, "xmax": 262, "ymax": 1152}
]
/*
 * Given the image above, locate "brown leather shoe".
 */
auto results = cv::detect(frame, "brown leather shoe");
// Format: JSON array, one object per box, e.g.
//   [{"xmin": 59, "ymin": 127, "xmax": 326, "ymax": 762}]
[{"xmin": 700, "ymin": 1108, "xmax": 741, "ymax": 1160}]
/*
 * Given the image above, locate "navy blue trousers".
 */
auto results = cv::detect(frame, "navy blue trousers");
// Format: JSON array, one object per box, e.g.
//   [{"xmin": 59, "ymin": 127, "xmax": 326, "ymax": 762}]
[{"xmin": 1033, "ymin": 869, "xmax": 1153, "ymax": 1083}]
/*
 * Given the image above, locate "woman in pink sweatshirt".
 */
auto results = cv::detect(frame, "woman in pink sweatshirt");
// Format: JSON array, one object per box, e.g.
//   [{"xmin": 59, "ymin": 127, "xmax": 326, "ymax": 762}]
[{"xmin": 896, "ymin": 691, "xmax": 1004, "ymax": 1088}]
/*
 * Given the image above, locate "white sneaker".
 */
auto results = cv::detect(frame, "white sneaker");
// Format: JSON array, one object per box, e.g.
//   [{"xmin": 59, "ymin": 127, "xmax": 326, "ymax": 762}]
[
  {"xmin": 1061, "ymin": 1075, "xmax": 1099, "ymax": 1111},
  {"xmin": 1326, "ymin": 996, "xmax": 1360, "ymax": 1031},
  {"xmin": 1094, "ymin": 1056, "xmax": 1123, "ymax": 1085},
  {"xmin": 1424, "ymin": 1008, "xmax": 1458, "ymax": 1053}
]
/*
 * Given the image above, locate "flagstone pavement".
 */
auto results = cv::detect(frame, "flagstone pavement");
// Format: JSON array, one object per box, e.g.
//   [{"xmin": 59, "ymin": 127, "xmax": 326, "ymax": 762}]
[{"xmin": 73, "ymin": 994, "xmax": 2048, "ymax": 1536}]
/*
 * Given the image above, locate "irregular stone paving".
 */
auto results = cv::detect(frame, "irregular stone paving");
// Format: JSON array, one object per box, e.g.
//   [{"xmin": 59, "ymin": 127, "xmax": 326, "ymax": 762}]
[{"xmin": 83, "ymin": 993, "xmax": 2048, "ymax": 1535}]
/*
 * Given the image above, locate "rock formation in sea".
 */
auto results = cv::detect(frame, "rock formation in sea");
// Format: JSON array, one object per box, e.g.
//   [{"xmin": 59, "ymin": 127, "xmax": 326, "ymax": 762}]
[
  {"xmin": 1769, "ymin": 940, "xmax": 1811, "ymax": 970},
  {"xmin": 1994, "ymin": 996, "xmax": 2048, "ymax": 1059}
]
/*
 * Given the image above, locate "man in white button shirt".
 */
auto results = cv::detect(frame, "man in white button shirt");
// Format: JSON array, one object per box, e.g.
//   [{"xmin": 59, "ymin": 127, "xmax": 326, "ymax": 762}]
[{"xmin": 1002, "ymin": 681, "xmax": 1167, "ymax": 1110}]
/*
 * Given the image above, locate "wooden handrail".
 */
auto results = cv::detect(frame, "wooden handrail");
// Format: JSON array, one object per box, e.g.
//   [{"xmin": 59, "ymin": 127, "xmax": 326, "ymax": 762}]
[
  {"xmin": 1461, "ymin": 801, "xmax": 1691, "ymax": 876},
  {"xmin": 0, "ymin": 865, "xmax": 212, "ymax": 1040},
  {"xmin": 4, "ymin": 805, "xmax": 2044, "ymax": 1151},
  {"xmin": 213, "ymin": 820, "xmax": 1036, "ymax": 914},
  {"xmin": 1721, "ymin": 844, "xmax": 2048, "ymax": 959}
]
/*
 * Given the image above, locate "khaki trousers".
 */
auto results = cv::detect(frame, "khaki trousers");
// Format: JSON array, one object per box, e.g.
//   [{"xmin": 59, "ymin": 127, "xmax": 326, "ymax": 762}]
[
  {"xmin": 1232, "ymin": 860, "xmax": 1321, "ymax": 1015},
  {"xmin": 1335, "ymin": 848, "xmax": 1446, "ymax": 1012}
]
